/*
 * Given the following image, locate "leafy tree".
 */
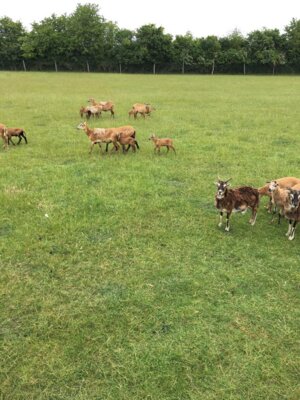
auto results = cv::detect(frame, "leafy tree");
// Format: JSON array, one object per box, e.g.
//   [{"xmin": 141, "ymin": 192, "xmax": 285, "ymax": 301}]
[
  {"xmin": 21, "ymin": 14, "xmax": 69, "ymax": 70},
  {"xmin": 201, "ymin": 35, "xmax": 221, "ymax": 74},
  {"xmin": 219, "ymin": 30, "xmax": 248, "ymax": 74},
  {"xmin": 67, "ymin": 3, "xmax": 106, "ymax": 71},
  {"xmin": 284, "ymin": 18, "xmax": 300, "ymax": 70},
  {"xmin": 247, "ymin": 28, "xmax": 286, "ymax": 73},
  {"xmin": 135, "ymin": 24, "xmax": 173, "ymax": 73},
  {"xmin": 0, "ymin": 17, "xmax": 26, "ymax": 68},
  {"xmin": 112, "ymin": 28, "xmax": 138, "ymax": 72},
  {"xmin": 173, "ymin": 33, "xmax": 195, "ymax": 73}
]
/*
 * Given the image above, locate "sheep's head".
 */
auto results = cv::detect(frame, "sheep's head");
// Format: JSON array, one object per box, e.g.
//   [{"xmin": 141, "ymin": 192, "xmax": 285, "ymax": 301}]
[
  {"xmin": 215, "ymin": 178, "xmax": 231, "ymax": 199},
  {"xmin": 77, "ymin": 122, "xmax": 86, "ymax": 130},
  {"xmin": 148, "ymin": 134, "xmax": 156, "ymax": 141},
  {"xmin": 287, "ymin": 189, "xmax": 300, "ymax": 210},
  {"xmin": 268, "ymin": 180, "xmax": 279, "ymax": 192}
]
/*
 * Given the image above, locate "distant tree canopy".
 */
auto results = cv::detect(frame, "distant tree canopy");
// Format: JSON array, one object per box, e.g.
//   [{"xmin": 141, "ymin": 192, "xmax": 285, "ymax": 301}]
[{"xmin": 0, "ymin": 4, "xmax": 299, "ymax": 73}]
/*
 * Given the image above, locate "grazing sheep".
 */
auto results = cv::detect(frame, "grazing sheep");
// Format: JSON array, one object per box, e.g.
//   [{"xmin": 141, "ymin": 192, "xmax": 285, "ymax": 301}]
[
  {"xmin": 130, "ymin": 103, "xmax": 155, "ymax": 119},
  {"xmin": 80, "ymin": 105, "xmax": 102, "ymax": 119},
  {"xmin": 283, "ymin": 189, "xmax": 300, "ymax": 240},
  {"xmin": 149, "ymin": 134, "xmax": 176, "ymax": 154},
  {"xmin": 215, "ymin": 178, "xmax": 259, "ymax": 232},
  {"xmin": 5, "ymin": 128, "xmax": 28, "ymax": 145},
  {"xmin": 88, "ymin": 98, "xmax": 115, "ymax": 118}
]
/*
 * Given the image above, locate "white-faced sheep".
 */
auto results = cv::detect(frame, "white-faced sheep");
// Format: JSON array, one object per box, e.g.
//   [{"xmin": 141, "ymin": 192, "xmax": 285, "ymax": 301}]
[
  {"xmin": 215, "ymin": 178, "xmax": 259, "ymax": 232},
  {"xmin": 259, "ymin": 176, "xmax": 300, "ymax": 212}
]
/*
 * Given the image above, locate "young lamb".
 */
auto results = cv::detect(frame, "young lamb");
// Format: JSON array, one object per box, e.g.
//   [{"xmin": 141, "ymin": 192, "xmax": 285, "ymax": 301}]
[
  {"xmin": 76, "ymin": 122, "xmax": 119, "ymax": 154},
  {"xmin": 88, "ymin": 98, "xmax": 115, "ymax": 118},
  {"xmin": 116, "ymin": 133, "xmax": 139, "ymax": 153},
  {"xmin": 5, "ymin": 128, "xmax": 28, "ymax": 145},
  {"xmin": 283, "ymin": 188, "xmax": 300, "ymax": 240},
  {"xmin": 149, "ymin": 134, "xmax": 176, "ymax": 154},
  {"xmin": 215, "ymin": 178, "xmax": 259, "ymax": 232},
  {"xmin": 105, "ymin": 125, "xmax": 138, "ymax": 152},
  {"xmin": 259, "ymin": 176, "xmax": 300, "ymax": 212}
]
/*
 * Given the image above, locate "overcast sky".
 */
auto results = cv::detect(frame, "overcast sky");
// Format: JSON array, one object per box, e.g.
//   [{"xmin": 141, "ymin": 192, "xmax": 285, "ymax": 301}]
[{"xmin": 1, "ymin": 0, "xmax": 299, "ymax": 37}]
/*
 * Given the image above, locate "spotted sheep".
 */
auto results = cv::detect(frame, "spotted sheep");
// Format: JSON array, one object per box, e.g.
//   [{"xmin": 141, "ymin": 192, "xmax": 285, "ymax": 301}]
[
  {"xmin": 215, "ymin": 178, "xmax": 259, "ymax": 232},
  {"xmin": 267, "ymin": 180, "xmax": 292, "ymax": 224},
  {"xmin": 283, "ymin": 188, "xmax": 300, "ymax": 240}
]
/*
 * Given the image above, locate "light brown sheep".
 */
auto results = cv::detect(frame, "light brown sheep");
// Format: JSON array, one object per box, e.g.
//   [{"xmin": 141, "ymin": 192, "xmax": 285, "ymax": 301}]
[
  {"xmin": 5, "ymin": 127, "xmax": 28, "ymax": 145},
  {"xmin": 0, "ymin": 123, "xmax": 8, "ymax": 148},
  {"xmin": 259, "ymin": 176, "xmax": 300, "ymax": 212},
  {"xmin": 130, "ymin": 103, "xmax": 155, "ymax": 119},
  {"xmin": 76, "ymin": 122, "xmax": 119, "ymax": 154},
  {"xmin": 149, "ymin": 134, "xmax": 176, "ymax": 154},
  {"xmin": 88, "ymin": 98, "xmax": 115, "ymax": 118}
]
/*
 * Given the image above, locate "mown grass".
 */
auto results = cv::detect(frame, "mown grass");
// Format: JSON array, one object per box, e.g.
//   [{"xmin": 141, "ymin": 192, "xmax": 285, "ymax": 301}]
[{"xmin": 0, "ymin": 72, "xmax": 299, "ymax": 400}]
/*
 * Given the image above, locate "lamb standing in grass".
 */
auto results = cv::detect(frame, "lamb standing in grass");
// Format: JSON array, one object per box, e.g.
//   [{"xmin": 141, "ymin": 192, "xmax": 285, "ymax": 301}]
[{"xmin": 149, "ymin": 134, "xmax": 176, "ymax": 154}]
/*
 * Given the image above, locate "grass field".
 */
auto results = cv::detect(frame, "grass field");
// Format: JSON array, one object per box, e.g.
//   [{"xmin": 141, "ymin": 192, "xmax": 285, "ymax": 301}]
[{"xmin": 0, "ymin": 72, "xmax": 299, "ymax": 400}]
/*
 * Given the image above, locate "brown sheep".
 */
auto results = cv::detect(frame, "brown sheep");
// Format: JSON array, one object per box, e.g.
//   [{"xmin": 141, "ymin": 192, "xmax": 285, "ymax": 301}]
[
  {"xmin": 259, "ymin": 176, "xmax": 300, "ymax": 212},
  {"xmin": 76, "ymin": 122, "xmax": 119, "ymax": 154},
  {"xmin": 215, "ymin": 178, "xmax": 259, "ymax": 232},
  {"xmin": 5, "ymin": 128, "xmax": 28, "ymax": 145},
  {"xmin": 0, "ymin": 123, "xmax": 8, "ymax": 148},
  {"xmin": 130, "ymin": 103, "xmax": 155, "ymax": 119},
  {"xmin": 88, "ymin": 98, "xmax": 115, "ymax": 118},
  {"xmin": 149, "ymin": 134, "xmax": 175, "ymax": 154}
]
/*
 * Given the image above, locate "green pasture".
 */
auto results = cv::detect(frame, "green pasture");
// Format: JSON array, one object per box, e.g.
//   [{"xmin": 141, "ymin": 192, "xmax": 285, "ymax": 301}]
[{"xmin": 0, "ymin": 72, "xmax": 299, "ymax": 399}]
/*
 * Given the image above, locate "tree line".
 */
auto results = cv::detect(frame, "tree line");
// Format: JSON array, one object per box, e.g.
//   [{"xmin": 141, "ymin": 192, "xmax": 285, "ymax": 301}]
[{"xmin": 0, "ymin": 3, "xmax": 299, "ymax": 74}]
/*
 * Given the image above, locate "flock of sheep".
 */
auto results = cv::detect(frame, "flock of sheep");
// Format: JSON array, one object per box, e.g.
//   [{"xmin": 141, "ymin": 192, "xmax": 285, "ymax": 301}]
[
  {"xmin": 215, "ymin": 177, "xmax": 300, "ymax": 241},
  {"xmin": 77, "ymin": 98, "xmax": 175, "ymax": 154},
  {"xmin": 1, "ymin": 97, "xmax": 299, "ymax": 241}
]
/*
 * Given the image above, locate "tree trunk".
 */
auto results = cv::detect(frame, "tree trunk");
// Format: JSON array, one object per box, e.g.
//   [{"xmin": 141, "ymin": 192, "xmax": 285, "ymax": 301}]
[
  {"xmin": 243, "ymin": 62, "xmax": 246, "ymax": 75},
  {"xmin": 54, "ymin": 60, "xmax": 58, "ymax": 72},
  {"xmin": 22, "ymin": 60, "xmax": 27, "ymax": 72},
  {"xmin": 272, "ymin": 63, "xmax": 275, "ymax": 75},
  {"xmin": 86, "ymin": 60, "xmax": 90, "ymax": 73},
  {"xmin": 211, "ymin": 59, "xmax": 215, "ymax": 75},
  {"xmin": 119, "ymin": 63, "xmax": 122, "ymax": 73},
  {"xmin": 182, "ymin": 60, "xmax": 185, "ymax": 74},
  {"xmin": 153, "ymin": 63, "xmax": 156, "ymax": 74}
]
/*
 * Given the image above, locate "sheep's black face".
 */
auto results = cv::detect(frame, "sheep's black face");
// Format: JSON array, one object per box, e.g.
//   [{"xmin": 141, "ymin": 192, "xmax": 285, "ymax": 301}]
[
  {"xmin": 215, "ymin": 180, "xmax": 228, "ymax": 199},
  {"xmin": 288, "ymin": 190, "xmax": 300, "ymax": 210}
]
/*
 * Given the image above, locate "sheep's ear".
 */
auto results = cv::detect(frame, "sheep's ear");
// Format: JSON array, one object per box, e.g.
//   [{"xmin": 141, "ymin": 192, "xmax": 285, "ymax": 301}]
[
  {"xmin": 214, "ymin": 181, "xmax": 219, "ymax": 185},
  {"xmin": 225, "ymin": 178, "xmax": 232, "ymax": 183},
  {"xmin": 266, "ymin": 181, "xmax": 270, "ymax": 183}
]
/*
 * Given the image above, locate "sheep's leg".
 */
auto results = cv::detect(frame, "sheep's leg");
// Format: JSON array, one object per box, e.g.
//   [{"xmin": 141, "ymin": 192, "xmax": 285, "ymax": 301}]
[
  {"xmin": 286, "ymin": 220, "xmax": 293, "ymax": 237},
  {"xmin": 288, "ymin": 220, "xmax": 297, "ymax": 241},
  {"xmin": 225, "ymin": 212, "xmax": 231, "ymax": 231},
  {"xmin": 170, "ymin": 145, "xmax": 176, "ymax": 154},
  {"xmin": 89, "ymin": 142, "xmax": 95, "ymax": 154},
  {"xmin": 277, "ymin": 209, "xmax": 282, "ymax": 225},
  {"xmin": 166, "ymin": 146, "xmax": 170, "ymax": 153},
  {"xmin": 9, "ymin": 138, "xmax": 15, "ymax": 146},
  {"xmin": 135, "ymin": 140, "xmax": 140, "ymax": 150},
  {"xmin": 105, "ymin": 143, "xmax": 110, "ymax": 152},
  {"xmin": 218, "ymin": 211, "xmax": 223, "ymax": 227},
  {"xmin": 23, "ymin": 134, "xmax": 28, "ymax": 144},
  {"xmin": 250, "ymin": 207, "xmax": 257, "ymax": 225},
  {"xmin": 131, "ymin": 144, "xmax": 136, "ymax": 153}
]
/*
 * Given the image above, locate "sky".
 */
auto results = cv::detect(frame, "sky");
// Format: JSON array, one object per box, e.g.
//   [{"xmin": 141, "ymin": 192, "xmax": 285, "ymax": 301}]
[{"xmin": 1, "ymin": 0, "xmax": 299, "ymax": 37}]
